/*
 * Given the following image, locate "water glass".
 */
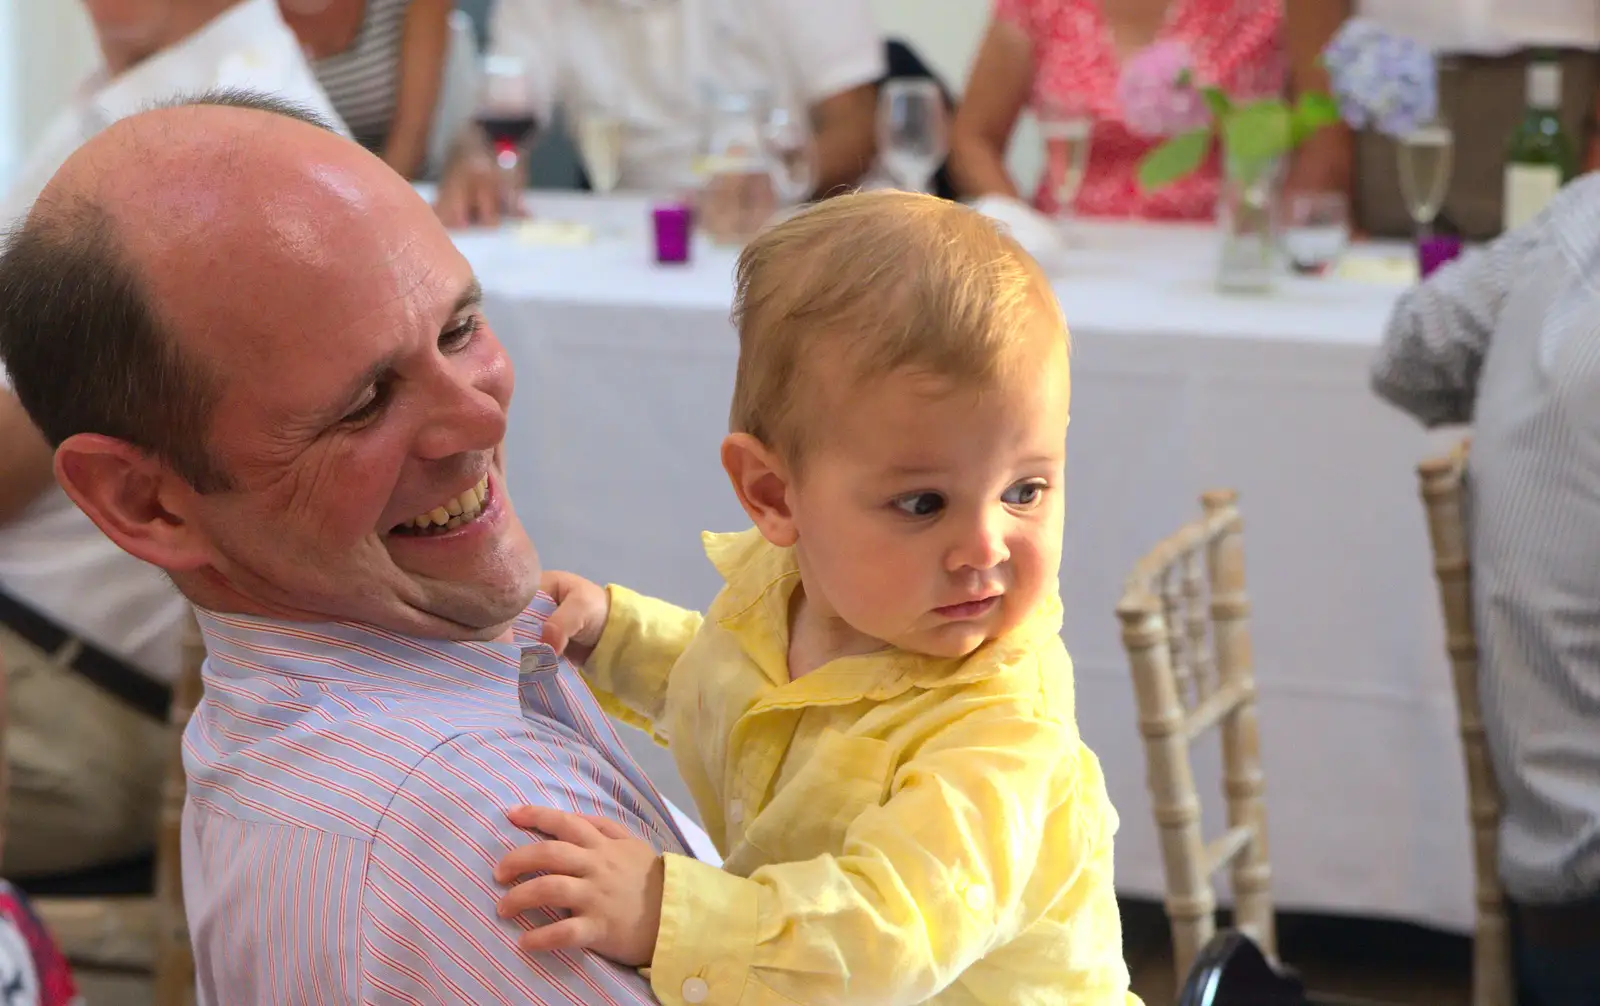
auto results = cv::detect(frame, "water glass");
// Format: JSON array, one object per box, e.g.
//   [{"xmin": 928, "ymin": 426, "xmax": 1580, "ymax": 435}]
[
  {"xmin": 1283, "ymin": 191, "xmax": 1351, "ymax": 276},
  {"xmin": 762, "ymin": 105, "xmax": 816, "ymax": 206},
  {"xmin": 878, "ymin": 79, "xmax": 946, "ymax": 193},
  {"xmin": 1037, "ymin": 97, "xmax": 1093, "ymax": 241}
]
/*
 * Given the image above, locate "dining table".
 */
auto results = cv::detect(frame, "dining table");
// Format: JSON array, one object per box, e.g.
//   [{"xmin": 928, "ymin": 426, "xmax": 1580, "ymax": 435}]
[{"xmin": 440, "ymin": 189, "xmax": 1476, "ymax": 933}]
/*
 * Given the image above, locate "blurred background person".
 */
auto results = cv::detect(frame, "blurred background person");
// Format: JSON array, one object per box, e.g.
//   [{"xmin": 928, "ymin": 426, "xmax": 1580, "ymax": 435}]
[
  {"xmin": 280, "ymin": 0, "xmax": 454, "ymax": 180},
  {"xmin": 948, "ymin": 0, "xmax": 1286, "ymax": 221},
  {"xmin": 434, "ymin": 0, "xmax": 884, "ymax": 227},
  {"xmin": 0, "ymin": 0, "xmax": 342, "ymax": 888}
]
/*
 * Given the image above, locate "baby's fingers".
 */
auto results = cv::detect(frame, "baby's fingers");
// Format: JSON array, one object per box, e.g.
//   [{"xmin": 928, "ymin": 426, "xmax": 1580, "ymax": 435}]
[
  {"xmin": 516, "ymin": 916, "xmax": 601, "ymax": 955},
  {"xmin": 497, "ymin": 874, "xmax": 590, "ymax": 919},
  {"xmin": 494, "ymin": 840, "xmax": 590, "ymax": 884}
]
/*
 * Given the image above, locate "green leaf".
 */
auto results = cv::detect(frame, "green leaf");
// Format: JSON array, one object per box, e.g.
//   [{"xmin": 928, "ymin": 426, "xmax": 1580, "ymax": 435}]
[
  {"xmin": 1222, "ymin": 99, "xmax": 1292, "ymax": 165},
  {"xmin": 1289, "ymin": 91, "xmax": 1341, "ymax": 146},
  {"xmin": 1137, "ymin": 127, "xmax": 1214, "ymax": 192},
  {"xmin": 1200, "ymin": 86, "xmax": 1232, "ymax": 121}
]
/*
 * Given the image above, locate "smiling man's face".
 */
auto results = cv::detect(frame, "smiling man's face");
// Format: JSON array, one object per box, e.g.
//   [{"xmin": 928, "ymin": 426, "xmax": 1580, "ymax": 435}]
[{"xmin": 132, "ymin": 121, "xmax": 539, "ymax": 638}]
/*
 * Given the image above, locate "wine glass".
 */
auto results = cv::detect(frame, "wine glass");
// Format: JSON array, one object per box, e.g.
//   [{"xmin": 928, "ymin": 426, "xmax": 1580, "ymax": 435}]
[
  {"xmin": 574, "ymin": 106, "xmax": 624, "ymax": 195},
  {"xmin": 763, "ymin": 104, "xmax": 816, "ymax": 206},
  {"xmin": 1396, "ymin": 119, "xmax": 1454, "ymax": 240},
  {"xmin": 1283, "ymin": 191, "xmax": 1351, "ymax": 276},
  {"xmin": 878, "ymin": 79, "xmax": 947, "ymax": 193},
  {"xmin": 475, "ymin": 56, "xmax": 539, "ymax": 211},
  {"xmin": 1037, "ymin": 96, "xmax": 1093, "ymax": 243}
]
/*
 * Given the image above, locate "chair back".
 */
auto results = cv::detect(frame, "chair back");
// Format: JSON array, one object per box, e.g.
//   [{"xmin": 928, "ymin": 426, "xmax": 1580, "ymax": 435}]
[
  {"xmin": 1116, "ymin": 490, "xmax": 1273, "ymax": 986},
  {"xmin": 1179, "ymin": 930, "xmax": 1306, "ymax": 1006},
  {"xmin": 151, "ymin": 607, "xmax": 206, "ymax": 1006},
  {"xmin": 1415, "ymin": 444, "xmax": 1512, "ymax": 1006}
]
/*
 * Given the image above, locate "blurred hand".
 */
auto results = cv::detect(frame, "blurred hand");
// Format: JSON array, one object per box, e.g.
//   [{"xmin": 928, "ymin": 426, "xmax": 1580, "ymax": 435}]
[
  {"xmin": 537, "ymin": 570, "xmax": 610, "ymax": 665},
  {"xmin": 434, "ymin": 136, "xmax": 525, "ymax": 228},
  {"xmin": 494, "ymin": 805, "xmax": 664, "ymax": 968}
]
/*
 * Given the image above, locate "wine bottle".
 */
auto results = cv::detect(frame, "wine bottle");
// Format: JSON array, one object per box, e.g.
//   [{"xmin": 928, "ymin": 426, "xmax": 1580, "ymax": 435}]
[{"xmin": 1502, "ymin": 51, "xmax": 1576, "ymax": 232}]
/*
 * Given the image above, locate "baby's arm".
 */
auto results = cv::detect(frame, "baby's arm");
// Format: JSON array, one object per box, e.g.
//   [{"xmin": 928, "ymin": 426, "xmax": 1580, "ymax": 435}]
[
  {"xmin": 539, "ymin": 571, "xmax": 703, "ymax": 738},
  {"xmin": 499, "ymin": 690, "xmax": 1131, "ymax": 1005}
]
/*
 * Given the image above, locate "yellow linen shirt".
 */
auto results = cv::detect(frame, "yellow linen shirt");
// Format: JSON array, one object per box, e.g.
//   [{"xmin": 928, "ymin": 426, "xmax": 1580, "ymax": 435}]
[{"xmin": 585, "ymin": 528, "xmax": 1138, "ymax": 1006}]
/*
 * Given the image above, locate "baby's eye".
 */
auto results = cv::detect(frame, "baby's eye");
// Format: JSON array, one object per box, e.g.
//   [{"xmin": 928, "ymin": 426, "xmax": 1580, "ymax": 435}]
[
  {"xmin": 890, "ymin": 492, "xmax": 945, "ymax": 518},
  {"xmin": 1003, "ymin": 480, "xmax": 1048, "ymax": 507}
]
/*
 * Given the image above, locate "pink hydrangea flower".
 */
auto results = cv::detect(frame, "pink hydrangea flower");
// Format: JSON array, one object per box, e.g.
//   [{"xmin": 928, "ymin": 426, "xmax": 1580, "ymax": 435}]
[{"xmin": 1116, "ymin": 40, "xmax": 1211, "ymax": 138}]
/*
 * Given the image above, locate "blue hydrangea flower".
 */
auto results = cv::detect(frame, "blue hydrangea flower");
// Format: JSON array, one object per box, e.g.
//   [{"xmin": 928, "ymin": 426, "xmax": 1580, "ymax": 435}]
[{"xmin": 1322, "ymin": 18, "xmax": 1438, "ymax": 138}]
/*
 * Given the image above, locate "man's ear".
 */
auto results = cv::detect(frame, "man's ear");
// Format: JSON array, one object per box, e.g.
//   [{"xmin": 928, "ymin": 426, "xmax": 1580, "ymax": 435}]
[
  {"xmin": 721, "ymin": 432, "xmax": 799, "ymax": 547},
  {"xmin": 54, "ymin": 433, "xmax": 213, "ymax": 572}
]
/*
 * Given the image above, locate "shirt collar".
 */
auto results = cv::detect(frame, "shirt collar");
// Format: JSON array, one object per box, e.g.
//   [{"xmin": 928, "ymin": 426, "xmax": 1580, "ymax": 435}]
[
  {"xmin": 195, "ymin": 594, "xmax": 562, "ymax": 701},
  {"xmin": 703, "ymin": 528, "xmax": 1065, "ymax": 703},
  {"xmin": 88, "ymin": 0, "xmax": 296, "ymax": 125}
]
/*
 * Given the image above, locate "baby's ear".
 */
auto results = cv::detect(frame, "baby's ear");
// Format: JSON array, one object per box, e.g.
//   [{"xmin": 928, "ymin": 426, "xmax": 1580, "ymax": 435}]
[{"xmin": 720, "ymin": 433, "xmax": 798, "ymax": 547}]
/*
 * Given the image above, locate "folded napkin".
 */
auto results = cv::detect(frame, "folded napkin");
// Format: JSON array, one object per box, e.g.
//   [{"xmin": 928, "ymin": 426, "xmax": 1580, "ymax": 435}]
[
  {"xmin": 514, "ymin": 219, "xmax": 595, "ymax": 246},
  {"xmin": 1334, "ymin": 252, "xmax": 1418, "ymax": 286},
  {"xmin": 967, "ymin": 194, "xmax": 1069, "ymax": 274}
]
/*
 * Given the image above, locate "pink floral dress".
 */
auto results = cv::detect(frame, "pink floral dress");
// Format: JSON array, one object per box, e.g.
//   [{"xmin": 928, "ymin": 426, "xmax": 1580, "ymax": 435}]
[{"xmin": 996, "ymin": 0, "xmax": 1285, "ymax": 220}]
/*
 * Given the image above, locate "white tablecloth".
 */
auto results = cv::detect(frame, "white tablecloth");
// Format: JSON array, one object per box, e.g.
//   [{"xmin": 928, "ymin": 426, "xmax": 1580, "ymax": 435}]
[{"xmin": 452, "ymin": 192, "xmax": 1475, "ymax": 932}]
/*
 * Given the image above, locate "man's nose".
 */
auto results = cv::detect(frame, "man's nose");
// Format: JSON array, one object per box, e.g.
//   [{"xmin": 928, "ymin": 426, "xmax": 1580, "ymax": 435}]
[{"xmin": 414, "ymin": 354, "xmax": 510, "ymax": 460}]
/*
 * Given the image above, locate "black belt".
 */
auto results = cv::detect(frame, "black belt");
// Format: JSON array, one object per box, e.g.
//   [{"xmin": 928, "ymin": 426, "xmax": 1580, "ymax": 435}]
[{"xmin": 0, "ymin": 589, "xmax": 172, "ymax": 722}]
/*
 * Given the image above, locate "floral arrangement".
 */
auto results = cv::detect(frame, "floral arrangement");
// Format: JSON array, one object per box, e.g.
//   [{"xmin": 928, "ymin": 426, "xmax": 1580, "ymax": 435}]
[
  {"xmin": 1131, "ymin": 42, "xmax": 1339, "ymax": 193},
  {"xmin": 1116, "ymin": 40, "xmax": 1212, "ymax": 139},
  {"xmin": 1320, "ymin": 18, "xmax": 1438, "ymax": 137},
  {"xmin": 1131, "ymin": 20, "xmax": 1436, "ymax": 193}
]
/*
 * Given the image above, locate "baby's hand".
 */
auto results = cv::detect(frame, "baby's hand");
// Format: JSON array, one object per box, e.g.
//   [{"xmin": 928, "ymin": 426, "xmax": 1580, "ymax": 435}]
[
  {"xmin": 537, "ymin": 571, "xmax": 610, "ymax": 665},
  {"xmin": 494, "ymin": 805, "xmax": 665, "ymax": 968}
]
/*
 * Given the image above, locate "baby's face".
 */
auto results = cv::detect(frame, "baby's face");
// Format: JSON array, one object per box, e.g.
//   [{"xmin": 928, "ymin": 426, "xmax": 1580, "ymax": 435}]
[{"xmin": 788, "ymin": 339, "xmax": 1070, "ymax": 660}]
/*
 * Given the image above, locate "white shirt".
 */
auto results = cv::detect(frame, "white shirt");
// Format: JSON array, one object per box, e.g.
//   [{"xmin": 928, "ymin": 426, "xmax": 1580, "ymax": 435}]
[
  {"xmin": 1358, "ymin": 0, "xmax": 1600, "ymax": 55},
  {"xmin": 0, "ymin": 0, "xmax": 346, "ymax": 685},
  {"xmin": 488, "ymin": 0, "xmax": 886, "ymax": 193}
]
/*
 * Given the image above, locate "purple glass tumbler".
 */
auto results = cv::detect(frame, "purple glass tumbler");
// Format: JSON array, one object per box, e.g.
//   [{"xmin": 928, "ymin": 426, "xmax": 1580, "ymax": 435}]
[
  {"xmin": 653, "ymin": 203, "xmax": 691, "ymax": 265},
  {"xmin": 1417, "ymin": 234, "xmax": 1463, "ymax": 278}
]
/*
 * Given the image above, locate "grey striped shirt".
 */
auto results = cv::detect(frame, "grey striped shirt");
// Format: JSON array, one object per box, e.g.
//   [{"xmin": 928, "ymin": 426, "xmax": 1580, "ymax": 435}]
[
  {"xmin": 310, "ymin": 0, "xmax": 409, "ymax": 154},
  {"xmin": 1372, "ymin": 174, "xmax": 1600, "ymax": 904}
]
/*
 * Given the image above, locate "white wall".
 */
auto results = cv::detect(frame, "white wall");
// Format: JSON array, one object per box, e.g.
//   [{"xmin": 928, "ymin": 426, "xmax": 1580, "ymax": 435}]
[
  {"xmin": 0, "ymin": 0, "xmax": 97, "ymax": 192},
  {"xmin": 868, "ymin": 0, "xmax": 1043, "ymax": 191}
]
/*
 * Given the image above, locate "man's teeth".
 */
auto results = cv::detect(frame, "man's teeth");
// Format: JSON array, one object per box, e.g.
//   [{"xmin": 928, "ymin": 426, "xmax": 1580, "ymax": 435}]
[{"xmin": 405, "ymin": 476, "xmax": 489, "ymax": 531}]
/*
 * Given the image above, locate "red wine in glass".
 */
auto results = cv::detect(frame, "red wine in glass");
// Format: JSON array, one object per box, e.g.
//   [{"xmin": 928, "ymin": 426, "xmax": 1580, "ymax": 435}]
[{"xmin": 477, "ymin": 113, "xmax": 538, "ymax": 168}]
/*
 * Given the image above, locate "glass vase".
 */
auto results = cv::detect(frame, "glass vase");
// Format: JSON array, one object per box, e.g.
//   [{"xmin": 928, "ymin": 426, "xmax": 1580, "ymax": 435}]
[{"xmin": 1216, "ymin": 157, "xmax": 1283, "ymax": 294}]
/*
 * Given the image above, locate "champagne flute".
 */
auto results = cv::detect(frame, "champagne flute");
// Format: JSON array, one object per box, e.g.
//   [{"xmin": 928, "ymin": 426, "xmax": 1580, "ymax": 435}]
[
  {"xmin": 878, "ymin": 79, "xmax": 947, "ymax": 194},
  {"xmin": 574, "ymin": 107, "xmax": 624, "ymax": 195},
  {"xmin": 1396, "ymin": 120, "xmax": 1454, "ymax": 240},
  {"xmin": 1037, "ymin": 96, "xmax": 1093, "ymax": 244},
  {"xmin": 475, "ymin": 56, "xmax": 539, "ymax": 213}
]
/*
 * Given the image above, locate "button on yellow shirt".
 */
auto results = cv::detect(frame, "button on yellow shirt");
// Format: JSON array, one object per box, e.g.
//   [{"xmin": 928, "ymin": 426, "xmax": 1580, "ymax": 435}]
[{"xmin": 585, "ymin": 529, "xmax": 1139, "ymax": 1006}]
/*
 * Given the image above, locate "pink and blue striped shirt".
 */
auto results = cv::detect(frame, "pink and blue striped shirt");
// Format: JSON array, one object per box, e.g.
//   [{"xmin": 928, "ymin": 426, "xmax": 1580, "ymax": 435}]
[{"xmin": 182, "ymin": 598, "xmax": 689, "ymax": 1004}]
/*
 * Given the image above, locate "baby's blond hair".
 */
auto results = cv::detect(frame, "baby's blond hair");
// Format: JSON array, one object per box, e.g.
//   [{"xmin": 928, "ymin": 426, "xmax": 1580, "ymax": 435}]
[{"xmin": 729, "ymin": 190, "xmax": 1065, "ymax": 467}]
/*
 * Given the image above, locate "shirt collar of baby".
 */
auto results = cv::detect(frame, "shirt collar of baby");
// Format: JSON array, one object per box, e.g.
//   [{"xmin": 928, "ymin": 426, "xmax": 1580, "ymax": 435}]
[{"xmin": 699, "ymin": 528, "xmax": 1064, "ymax": 695}]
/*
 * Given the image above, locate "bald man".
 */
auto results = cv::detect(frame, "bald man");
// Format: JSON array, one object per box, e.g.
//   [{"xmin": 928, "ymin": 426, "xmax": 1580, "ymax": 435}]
[
  {"xmin": 0, "ymin": 91, "xmax": 700, "ymax": 1003},
  {"xmin": 0, "ymin": 0, "xmax": 345, "ymax": 884}
]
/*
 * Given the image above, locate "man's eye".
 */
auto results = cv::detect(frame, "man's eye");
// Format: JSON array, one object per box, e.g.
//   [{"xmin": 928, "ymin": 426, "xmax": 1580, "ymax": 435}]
[
  {"xmin": 891, "ymin": 492, "xmax": 945, "ymax": 517},
  {"xmin": 441, "ymin": 315, "xmax": 481, "ymax": 351},
  {"xmin": 1002, "ymin": 480, "xmax": 1048, "ymax": 507},
  {"xmin": 342, "ymin": 381, "xmax": 391, "ymax": 425}
]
